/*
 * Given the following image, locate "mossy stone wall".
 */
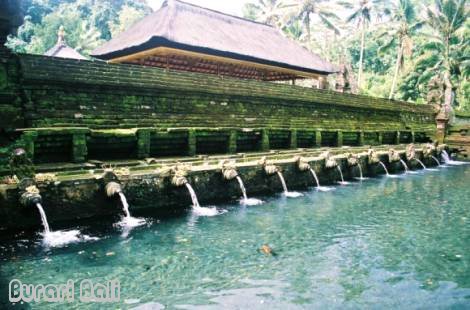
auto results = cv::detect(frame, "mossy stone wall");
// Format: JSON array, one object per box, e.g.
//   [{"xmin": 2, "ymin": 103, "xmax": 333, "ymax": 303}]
[{"xmin": 0, "ymin": 52, "xmax": 438, "ymax": 167}]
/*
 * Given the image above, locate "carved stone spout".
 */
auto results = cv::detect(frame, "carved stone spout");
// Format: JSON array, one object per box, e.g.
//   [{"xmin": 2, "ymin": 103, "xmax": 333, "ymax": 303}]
[
  {"xmin": 258, "ymin": 156, "xmax": 279, "ymax": 175},
  {"xmin": 18, "ymin": 178, "xmax": 42, "ymax": 207},
  {"xmin": 105, "ymin": 182, "xmax": 122, "ymax": 197},
  {"xmin": 406, "ymin": 144, "xmax": 416, "ymax": 161},
  {"xmin": 388, "ymin": 148, "xmax": 401, "ymax": 163},
  {"xmin": 367, "ymin": 149, "xmax": 380, "ymax": 164},
  {"xmin": 220, "ymin": 160, "xmax": 238, "ymax": 180},
  {"xmin": 321, "ymin": 151, "xmax": 337, "ymax": 169},
  {"xmin": 170, "ymin": 165, "xmax": 190, "ymax": 187},
  {"xmin": 346, "ymin": 153, "xmax": 359, "ymax": 167},
  {"xmin": 294, "ymin": 156, "xmax": 311, "ymax": 172},
  {"xmin": 422, "ymin": 143, "xmax": 436, "ymax": 158}
]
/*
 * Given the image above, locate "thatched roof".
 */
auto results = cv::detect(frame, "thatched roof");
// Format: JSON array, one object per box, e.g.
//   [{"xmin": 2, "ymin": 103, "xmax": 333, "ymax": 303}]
[
  {"xmin": 45, "ymin": 26, "xmax": 87, "ymax": 60},
  {"xmin": 45, "ymin": 43, "xmax": 87, "ymax": 60},
  {"xmin": 91, "ymin": 0, "xmax": 336, "ymax": 75}
]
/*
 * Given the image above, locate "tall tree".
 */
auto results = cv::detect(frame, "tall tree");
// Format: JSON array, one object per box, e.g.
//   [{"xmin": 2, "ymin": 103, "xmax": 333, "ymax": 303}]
[
  {"xmin": 281, "ymin": 0, "xmax": 341, "ymax": 42},
  {"xmin": 347, "ymin": 0, "xmax": 372, "ymax": 90},
  {"xmin": 378, "ymin": 0, "xmax": 421, "ymax": 99},
  {"xmin": 413, "ymin": 0, "xmax": 468, "ymax": 107},
  {"xmin": 242, "ymin": 0, "xmax": 286, "ymax": 27},
  {"xmin": 6, "ymin": 0, "xmax": 152, "ymax": 55},
  {"xmin": 346, "ymin": 0, "xmax": 389, "ymax": 90}
]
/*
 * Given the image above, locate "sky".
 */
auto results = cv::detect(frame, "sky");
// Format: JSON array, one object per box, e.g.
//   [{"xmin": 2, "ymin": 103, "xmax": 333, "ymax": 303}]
[{"xmin": 146, "ymin": 0, "xmax": 252, "ymax": 16}]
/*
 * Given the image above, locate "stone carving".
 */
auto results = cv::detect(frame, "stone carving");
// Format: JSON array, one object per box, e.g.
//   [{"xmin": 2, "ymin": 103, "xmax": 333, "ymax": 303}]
[
  {"xmin": 336, "ymin": 61, "xmax": 358, "ymax": 94},
  {"xmin": 388, "ymin": 148, "xmax": 401, "ymax": 162},
  {"xmin": 170, "ymin": 165, "xmax": 190, "ymax": 187},
  {"xmin": 9, "ymin": 148, "xmax": 35, "ymax": 180},
  {"xmin": 220, "ymin": 160, "xmax": 238, "ymax": 180},
  {"xmin": 258, "ymin": 156, "xmax": 279, "ymax": 175},
  {"xmin": 406, "ymin": 144, "xmax": 416, "ymax": 161},
  {"xmin": 320, "ymin": 151, "xmax": 337, "ymax": 169},
  {"xmin": 346, "ymin": 153, "xmax": 358, "ymax": 166},
  {"xmin": 294, "ymin": 156, "xmax": 311, "ymax": 172},
  {"xmin": 422, "ymin": 143, "xmax": 436, "ymax": 158},
  {"xmin": 367, "ymin": 149, "xmax": 380, "ymax": 164},
  {"xmin": 105, "ymin": 182, "xmax": 122, "ymax": 197},
  {"xmin": 34, "ymin": 173, "xmax": 57, "ymax": 184},
  {"xmin": 19, "ymin": 185, "xmax": 42, "ymax": 207}
]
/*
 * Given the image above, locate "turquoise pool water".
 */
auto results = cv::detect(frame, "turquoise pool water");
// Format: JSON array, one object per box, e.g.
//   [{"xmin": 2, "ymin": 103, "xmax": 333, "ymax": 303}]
[{"xmin": 1, "ymin": 165, "xmax": 469, "ymax": 309}]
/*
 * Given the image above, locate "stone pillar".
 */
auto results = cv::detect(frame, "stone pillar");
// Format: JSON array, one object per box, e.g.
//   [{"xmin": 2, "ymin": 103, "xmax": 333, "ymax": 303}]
[
  {"xmin": 289, "ymin": 129, "xmax": 297, "ymax": 149},
  {"xmin": 315, "ymin": 130, "xmax": 322, "ymax": 147},
  {"xmin": 337, "ymin": 131, "xmax": 343, "ymax": 147},
  {"xmin": 260, "ymin": 129, "xmax": 270, "ymax": 151},
  {"xmin": 378, "ymin": 132, "xmax": 383, "ymax": 145},
  {"xmin": 228, "ymin": 130, "xmax": 237, "ymax": 154},
  {"xmin": 395, "ymin": 131, "xmax": 401, "ymax": 145},
  {"xmin": 21, "ymin": 131, "xmax": 37, "ymax": 160},
  {"xmin": 358, "ymin": 131, "xmax": 365, "ymax": 146},
  {"xmin": 436, "ymin": 115, "xmax": 449, "ymax": 144},
  {"xmin": 72, "ymin": 133, "xmax": 87, "ymax": 163},
  {"xmin": 137, "ymin": 129, "xmax": 151, "ymax": 159},
  {"xmin": 187, "ymin": 129, "xmax": 196, "ymax": 156}
]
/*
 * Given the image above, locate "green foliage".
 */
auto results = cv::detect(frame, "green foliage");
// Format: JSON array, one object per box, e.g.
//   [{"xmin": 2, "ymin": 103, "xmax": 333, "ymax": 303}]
[
  {"xmin": 5, "ymin": 0, "xmax": 469, "ymax": 109},
  {"xmin": 243, "ymin": 0, "xmax": 469, "ymax": 107},
  {"xmin": 6, "ymin": 0, "xmax": 152, "ymax": 55}
]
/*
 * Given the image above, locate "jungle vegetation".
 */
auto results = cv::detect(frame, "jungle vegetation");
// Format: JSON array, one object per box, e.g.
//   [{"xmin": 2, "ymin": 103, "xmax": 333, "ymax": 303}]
[{"xmin": 6, "ymin": 0, "xmax": 469, "ymax": 110}]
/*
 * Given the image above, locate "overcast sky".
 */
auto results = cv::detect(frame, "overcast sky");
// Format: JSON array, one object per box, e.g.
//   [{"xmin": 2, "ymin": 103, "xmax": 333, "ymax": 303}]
[{"xmin": 146, "ymin": 0, "xmax": 252, "ymax": 16}]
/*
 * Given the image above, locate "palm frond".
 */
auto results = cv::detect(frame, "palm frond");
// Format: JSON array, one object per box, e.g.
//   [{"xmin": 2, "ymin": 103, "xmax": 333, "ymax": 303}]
[{"xmin": 318, "ymin": 13, "xmax": 341, "ymax": 34}]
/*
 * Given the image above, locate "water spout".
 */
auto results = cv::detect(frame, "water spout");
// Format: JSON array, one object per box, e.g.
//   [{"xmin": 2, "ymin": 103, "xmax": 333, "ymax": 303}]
[
  {"xmin": 442, "ymin": 150, "xmax": 450, "ymax": 163},
  {"xmin": 106, "ymin": 181, "xmax": 146, "ymax": 228},
  {"xmin": 25, "ymin": 189, "xmax": 96, "ymax": 247},
  {"xmin": 431, "ymin": 155, "xmax": 441, "ymax": 166},
  {"xmin": 357, "ymin": 163, "xmax": 365, "ymax": 180},
  {"xmin": 35, "ymin": 202, "xmax": 50, "ymax": 233},
  {"xmin": 276, "ymin": 171, "xmax": 302, "ymax": 198},
  {"xmin": 185, "ymin": 182, "xmax": 201, "ymax": 208},
  {"xmin": 336, "ymin": 166, "xmax": 349, "ymax": 185},
  {"xmin": 415, "ymin": 158, "xmax": 427, "ymax": 169},
  {"xmin": 308, "ymin": 168, "xmax": 334, "ymax": 192},
  {"xmin": 441, "ymin": 150, "xmax": 467, "ymax": 165},
  {"xmin": 399, "ymin": 159, "xmax": 409, "ymax": 172},
  {"xmin": 118, "ymin": 192, "xmax": 131, "ymax": 218},
  {"xmin": 236, "ymin": 176, "xmax": 263, "ymax": 206},
  {"xmin": 185, "ymin": 183, "xmax": 220, "ymax": 216},
  {"xmin": 309, "ymin": 168, "xmax": 320, "ymax": 188},
  {"xmin": 378, "ymin": 161, "xmax": 390, "ymax": 176}
]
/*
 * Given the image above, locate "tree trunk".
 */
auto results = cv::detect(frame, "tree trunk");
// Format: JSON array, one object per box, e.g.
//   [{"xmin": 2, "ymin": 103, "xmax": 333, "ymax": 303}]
[
  {"xmin": 389, "ymin": 43, "xmax": 403, "ymax": 99},
  {"xmin": 358, "ymin": 19, "xmax": 366, "ymax": 90},
  {"xmin": 306, "ymin": 14, "xmax": 311, "ymax": 42},
  {"xmin": 444, "ymin": 72, "xmax": 453, "ymax": 107}
]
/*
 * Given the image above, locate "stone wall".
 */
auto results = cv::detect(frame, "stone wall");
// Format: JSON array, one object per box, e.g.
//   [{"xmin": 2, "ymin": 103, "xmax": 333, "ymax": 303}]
[
  {"xmin": 0, "ymin": 52, "xmax": 437, "ymax": 169},
  {"xmin": 446, "ymin": 113, "xmax": 470, "ymax": 159}
]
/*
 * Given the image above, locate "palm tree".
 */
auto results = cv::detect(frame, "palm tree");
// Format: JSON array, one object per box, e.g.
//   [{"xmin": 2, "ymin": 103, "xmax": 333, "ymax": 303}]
[
  {"xmin": 243, "ymin": 0, "xmax": 286, "ymax": 27},
  {"xmin": 416, "ymin": 0, "xmax": 469, "ymax": 107},
  {"xmin": 346, "ymin": 0, "xmax": 388, "ymax": 90},
  {"xmin": 281, "ymin": 0, "xmax": 341, "ymax": 42},
  {"xmin": 347, "ymin": 1, "xmax": 372, "ymax": 90},
  {"xmin": 378, "ymin": 0, "xmax": 421, "ymax": 99}
]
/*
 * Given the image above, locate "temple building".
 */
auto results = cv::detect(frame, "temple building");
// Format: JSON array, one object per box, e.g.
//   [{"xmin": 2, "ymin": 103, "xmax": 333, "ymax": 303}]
[
  {"xmin": 91, "ymin": 0, "xmax": 336, "ymax": 83},
  {"xmin": 44, "ymin": 26, "xmax": 87, "ymax": 60}
]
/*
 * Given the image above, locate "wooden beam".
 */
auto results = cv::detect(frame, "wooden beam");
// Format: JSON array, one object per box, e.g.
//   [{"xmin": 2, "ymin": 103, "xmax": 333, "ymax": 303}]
[{"xmin": 109, "ymin": 46, "xmax": 327, "ymax": 80}]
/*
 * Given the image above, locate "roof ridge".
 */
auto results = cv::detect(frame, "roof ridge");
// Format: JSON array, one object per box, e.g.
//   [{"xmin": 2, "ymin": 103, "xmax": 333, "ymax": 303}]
[{"xmin": 162, "ymin": 0, "xmax": 274, "ymax": 29}]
